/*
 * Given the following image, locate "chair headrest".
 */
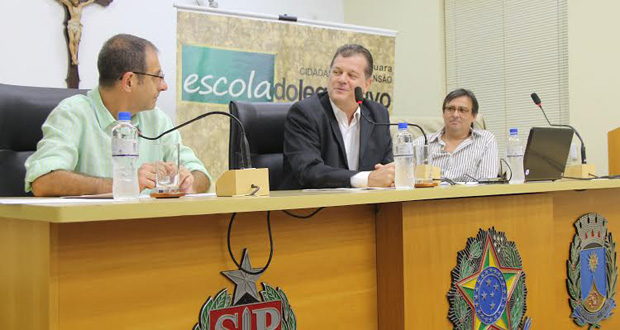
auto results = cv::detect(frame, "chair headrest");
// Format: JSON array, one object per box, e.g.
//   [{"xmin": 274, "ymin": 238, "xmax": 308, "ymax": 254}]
[
  {"xmin": 0, "ymin": 83, "xmax": 87, "ymax": 151},
  {"xmin": 230, "ymin": 101, "xmax": 294, "ymax": 154}
]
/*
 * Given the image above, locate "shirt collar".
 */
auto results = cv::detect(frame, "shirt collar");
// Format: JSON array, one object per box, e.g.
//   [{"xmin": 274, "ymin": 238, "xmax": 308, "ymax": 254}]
[
  {"xmin": 329, "ymin": 98, "xmax": 360, "ymax": 127},
  {"xmin": 431, "ymin": 127, "xmax": 481, "ymax": 144},
  {"xmin": 89, "ymin": 87, "xmax": 141, "ymax": 133}
]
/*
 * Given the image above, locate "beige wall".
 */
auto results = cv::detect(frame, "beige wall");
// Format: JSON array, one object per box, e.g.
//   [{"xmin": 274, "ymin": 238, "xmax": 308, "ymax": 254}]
[
  {"xmin": 346, "ymin": 0, "xmax": 620, "ymax": 175},
  {"xmin": 343, "ymin": 0, "xmax": 446, "ymax": 118},
  {"xmin": 568, "ymin": 1, "xmax": 620, "ymax": 176}
]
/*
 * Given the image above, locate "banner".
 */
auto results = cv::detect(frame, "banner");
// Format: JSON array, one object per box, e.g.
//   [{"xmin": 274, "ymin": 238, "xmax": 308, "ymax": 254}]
[{"xmin": 177, "ymin": 9, "xmax": 396, "ymax": 184}]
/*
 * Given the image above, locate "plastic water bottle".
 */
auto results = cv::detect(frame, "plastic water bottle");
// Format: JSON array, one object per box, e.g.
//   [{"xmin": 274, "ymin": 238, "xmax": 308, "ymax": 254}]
[
  {"xmin": 506, "ymin": 128, "xmax": 525, "ymax": 184},
  {"xmin": 111, "ymin": 112, "xmax": 140, "ymax": 200},
  {"xmin": 393, "ymin": 123, "xmax": 415, "ymax": 189}
]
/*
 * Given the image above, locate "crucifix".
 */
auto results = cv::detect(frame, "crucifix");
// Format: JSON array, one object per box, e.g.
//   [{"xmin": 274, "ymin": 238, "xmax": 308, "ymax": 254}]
[{"xmin": 57, "ymin": 0, "xmax": 113, "ymax": 88}]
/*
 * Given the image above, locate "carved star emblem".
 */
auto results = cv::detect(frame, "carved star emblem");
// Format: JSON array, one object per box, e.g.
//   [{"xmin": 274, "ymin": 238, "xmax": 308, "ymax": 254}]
[
  {"xmin": 455, "ymin": 236, "xmax": 523, "ymax": 330},
  {"xmin": 221, "ymin": 249, "xmax": 263, "ymax": 306}
]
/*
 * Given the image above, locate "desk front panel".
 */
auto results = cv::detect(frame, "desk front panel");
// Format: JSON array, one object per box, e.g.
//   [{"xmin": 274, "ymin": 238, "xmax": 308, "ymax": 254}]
[
  {"xmin": 377, "ymin": 188, "xmax": 620, "ymax": 330},
  {"xmin": 2, "ymin": 205, "xmax": 378, "ymax": 330},
  {"xmin": 400, "ymin": 193, "xmax": 554, "ymax": 329}
]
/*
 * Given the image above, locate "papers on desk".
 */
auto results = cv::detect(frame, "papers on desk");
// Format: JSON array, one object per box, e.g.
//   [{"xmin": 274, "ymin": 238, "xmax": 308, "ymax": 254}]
[
  {"xmin": 0, "ymin": 197, "xmax": 118, "ymax": 204},
  {"xmin": 62, "ymin": 192, "xmax": 113, "ymax": 199},
  {"xmin": 302, "ymin": 187, "xmax": 395, "ymax": 192},
  {"xmin": 0, "ymin": 192, "xmax": 216, "ymax": 205},
  {"xmin": 184, "ymin": 192, "xmax": 216, "ymax": 197},
  {"xmin": 439, "ymin": 181, "xmax": 479, "ymax": 187}
]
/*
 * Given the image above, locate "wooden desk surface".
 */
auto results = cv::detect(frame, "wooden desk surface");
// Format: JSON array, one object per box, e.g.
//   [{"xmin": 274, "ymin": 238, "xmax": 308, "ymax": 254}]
[{"xmin": 1, "ymin": 179, "xmax": 619, "ymax": 223}]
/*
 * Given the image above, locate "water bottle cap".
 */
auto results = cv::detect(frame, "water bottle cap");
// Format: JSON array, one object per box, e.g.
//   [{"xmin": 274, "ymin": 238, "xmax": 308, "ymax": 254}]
[
  {"xmin": 118, "ymin": 112, "xmax": 131, "ymax": 121},
  {"xmin": 509, "ymin": 128, "xmax": 518, "ymax": 135},
  {"xmin": 398, "ymin": 122, "xmax": 408, "ymax": 130}
]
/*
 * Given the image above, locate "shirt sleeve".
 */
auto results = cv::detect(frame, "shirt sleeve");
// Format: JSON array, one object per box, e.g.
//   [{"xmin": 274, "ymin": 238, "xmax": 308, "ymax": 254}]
[
  {"xmin": 476, "ymin": 132, "xmax": 500, "ymax": 179},
  {"xmin": 350, "ymin": 171, "xmax": 371, "ymax": 188},
  {"xmin": 24, "ymin": 103, "xmax": 82, "ymax": 192}
]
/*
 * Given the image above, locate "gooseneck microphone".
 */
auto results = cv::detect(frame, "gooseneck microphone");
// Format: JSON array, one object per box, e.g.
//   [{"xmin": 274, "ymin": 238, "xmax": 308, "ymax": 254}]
[
  {"xmin": 139, "ymin": 111, "xmax": 252, "ymax": 169},
  {"xmin": 355, "ymin": 87, "xmax": 428, "ymax": 145},
  {"xmin": 530, "ymin": 93, "xmax": 587, "ymax": 164}
]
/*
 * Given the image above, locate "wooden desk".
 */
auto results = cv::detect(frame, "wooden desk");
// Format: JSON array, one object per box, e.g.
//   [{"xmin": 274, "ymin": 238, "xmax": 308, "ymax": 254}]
[{"xmin": 2, "ymin": 180, "xmax": 620, "ymax": 329}]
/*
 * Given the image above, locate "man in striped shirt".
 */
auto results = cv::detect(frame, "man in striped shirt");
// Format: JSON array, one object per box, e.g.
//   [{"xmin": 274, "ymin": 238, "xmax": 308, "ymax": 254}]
[{"xmin": 415, "ymin": 89, "xmax": 499, "ymax": 182}]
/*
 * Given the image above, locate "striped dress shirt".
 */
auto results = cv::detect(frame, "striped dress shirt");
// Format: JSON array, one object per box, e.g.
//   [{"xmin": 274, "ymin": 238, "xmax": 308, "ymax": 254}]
[{"xmin": 414, "ymin": 128, "xmax": 499, "ymax": 182}]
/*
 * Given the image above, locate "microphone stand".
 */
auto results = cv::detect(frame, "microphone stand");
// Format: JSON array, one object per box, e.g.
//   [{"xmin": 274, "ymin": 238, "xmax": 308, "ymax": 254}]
[
  {"xmin": 359, "ymin": 104, "xmax": 438, "ymax": 185},
  {"xmin": 532, "ymin": 95, "xmax": 595, "ymax": 178},
  {"xmin": 535, "ymin": 104, "xmax": 587, "ymax": 164},
  {"xmin": 139, "ymin": 111, "xmax": 252, "ymax": 169},
  {"xmin": 358, "ymin": 103, "xmax": 429, "ymax": 145},
  {"xmin": 139, "ymin": 111, "xmax": 271, "ymax": 196}
]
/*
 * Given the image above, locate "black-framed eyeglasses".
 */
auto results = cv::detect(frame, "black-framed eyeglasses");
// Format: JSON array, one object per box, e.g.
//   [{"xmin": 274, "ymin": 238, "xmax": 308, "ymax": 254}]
[{"xmin": 132, "ymin": 71, "xmax": 165, "ymax": 80}]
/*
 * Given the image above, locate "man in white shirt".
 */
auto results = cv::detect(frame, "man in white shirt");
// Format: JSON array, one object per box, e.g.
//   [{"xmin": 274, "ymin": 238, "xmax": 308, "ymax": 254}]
[
  {"xmin": 281, "ymin": 44, "xmax": 394, "ymax": 189},
  {"xmin": 415, "ymin": 88, "xmax": 499, "ymax": 182}
]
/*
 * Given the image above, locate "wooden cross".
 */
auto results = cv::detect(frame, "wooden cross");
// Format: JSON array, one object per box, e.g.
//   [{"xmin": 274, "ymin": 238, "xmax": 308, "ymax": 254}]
[{"xmin": 57, "ymin": 0, "xmax": 113, "ymax": 88}]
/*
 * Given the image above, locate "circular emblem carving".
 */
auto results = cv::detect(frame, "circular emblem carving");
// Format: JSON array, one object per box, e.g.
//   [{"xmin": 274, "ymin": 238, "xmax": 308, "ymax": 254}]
[{"xmin": 474, "ymin": 267, "xmax": 508, "ymax": 325}]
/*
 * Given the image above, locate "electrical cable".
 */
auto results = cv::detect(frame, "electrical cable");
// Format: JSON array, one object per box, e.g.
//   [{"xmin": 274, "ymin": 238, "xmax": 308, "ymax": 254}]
[
  {"xmin": 249, "ymin": 184, "xmax": 261, "ymax": 196},
  {"xmin": 138, "ymin": 111, "xmax": 252, "ymax": 169},
  {"xmin": 360, "ymin": 112, "xmax": 428, "ymax": 145},
  {"xmin": 500, "ymin": 158, "xmax": 512, "ymax": 182},
  {"xmin": 281, "ymin": 207, "xmax": 325, "ymax": 219},
  {"xmin": 227, "ymin": 212, "xmax": 274, "ymax": 275}
]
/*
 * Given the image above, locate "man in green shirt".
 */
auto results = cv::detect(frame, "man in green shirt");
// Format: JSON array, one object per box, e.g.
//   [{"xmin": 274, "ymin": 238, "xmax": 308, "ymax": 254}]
[{"xmin": 25, "ymin": 34, "xmax": 210, "ymax": 196}]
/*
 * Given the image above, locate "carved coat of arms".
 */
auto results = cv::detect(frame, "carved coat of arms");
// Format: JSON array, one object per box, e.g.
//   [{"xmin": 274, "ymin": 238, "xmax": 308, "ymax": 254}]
[
  {"xmin": 567, "ymin": 213, "xmax": 617, "ymax": 328},
  {"xmin": 448, "ymin": 228, "xmax": 531, "ymax": 330},
  {"xmin": 193, "ymin": 250, "xmax": 296, "ymax": 330}
]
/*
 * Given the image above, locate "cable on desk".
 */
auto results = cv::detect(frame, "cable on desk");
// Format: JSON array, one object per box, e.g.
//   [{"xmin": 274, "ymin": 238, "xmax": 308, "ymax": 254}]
[
  {"xmin": 281, "ymin": 207, "xmax": 325, "ymax": 219},
  {"xmin": 464, "ymin": 174, "xmax": 479, "ymax": 183},
  {"xmin": 562, "ymin": 176, "xmax": 596, "ymax": 180},
  {"xmin": 500, "ymin": 158, "xmax": 512, "ymax": 182},
  {"xmin": 227, "ymin": 212, "xmax": 274, "ymax": 275},
  {"xmin": 248, "ymin": 184, "xmax": 261, "ymax": 196}
]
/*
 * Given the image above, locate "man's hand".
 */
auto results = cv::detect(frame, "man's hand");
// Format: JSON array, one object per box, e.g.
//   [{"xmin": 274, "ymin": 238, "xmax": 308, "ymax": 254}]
[
  {"xmin": 138, "ymin": 162, "xmax": 157, "ymax": 191},
  {"xmin": 368, "ymin": 162, "xmax": 395, "ymax": 187},
  {"xmin": 178, "ymin": 166, "xmax": 195, "ymax": 193}
]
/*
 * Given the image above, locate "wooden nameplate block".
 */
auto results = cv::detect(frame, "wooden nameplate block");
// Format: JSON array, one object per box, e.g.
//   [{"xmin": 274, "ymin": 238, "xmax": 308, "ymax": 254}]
[
  {"xmin": 564, "ymin": 164, "xmax": 596, "ymax": 179},
  {"xmin": 150, "ymin": 191, "xmax": 186, "ymax": 198},
  {"xmin": 216, "ymin": 168, "xmax": 270, "ymax": 197},
  {"xmin": 415, "ymin": 182, "xmax": 438, "ymax": 188}
]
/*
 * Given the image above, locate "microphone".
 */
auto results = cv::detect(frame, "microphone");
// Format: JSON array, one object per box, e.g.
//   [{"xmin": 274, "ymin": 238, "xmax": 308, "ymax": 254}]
[
  {"xmin": 355, "ymin": 87, "xmax": 364, "ymax": 106},
  {"xmin": 354, "ymin": 87, "xmax": 428, "ymax": 145},
  {"xmin": 530, "ymin": 93, "xmax": 587, "ymax": 164},
  {"xmin": 139, "ymin": 111, "xmax": 252, "ymax": 169}
]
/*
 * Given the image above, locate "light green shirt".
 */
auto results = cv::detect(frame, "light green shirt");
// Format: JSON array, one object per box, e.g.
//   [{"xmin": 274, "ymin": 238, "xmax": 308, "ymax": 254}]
[{"xmin": 25, "ymin": 87, "xmax": 210, "ymax": 193}]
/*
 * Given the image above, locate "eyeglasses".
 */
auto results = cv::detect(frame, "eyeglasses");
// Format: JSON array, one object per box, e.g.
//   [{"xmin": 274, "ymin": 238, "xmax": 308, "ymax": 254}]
[
  {"xmin": 443, "ymin": 106, "xmax": 470, "ymax": 114},
  {"xmin": 132, "ymin": 71, "xmax": 165, "ymax": 80}
]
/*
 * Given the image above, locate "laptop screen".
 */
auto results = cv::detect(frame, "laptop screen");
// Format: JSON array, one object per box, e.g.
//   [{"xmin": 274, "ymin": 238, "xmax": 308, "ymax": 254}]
[{"xmin": 523, "ymin": 127, "xmax": 574, "ymax": 182}]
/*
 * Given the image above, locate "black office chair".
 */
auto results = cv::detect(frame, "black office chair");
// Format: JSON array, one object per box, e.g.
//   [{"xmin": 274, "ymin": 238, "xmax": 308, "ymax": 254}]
[
  {"xmin": 228, "ymin": 101, "xmax": 294, "ymax": 191},
  {"xmin": 0, "ymin": 83, "xmax": 86, "ymax": 196}
]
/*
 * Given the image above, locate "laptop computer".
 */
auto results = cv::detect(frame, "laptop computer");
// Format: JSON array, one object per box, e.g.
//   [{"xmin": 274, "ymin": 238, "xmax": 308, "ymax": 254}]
[{"xmin": 523, "ymin": 127, "xmax": 574, "ymax": 182}]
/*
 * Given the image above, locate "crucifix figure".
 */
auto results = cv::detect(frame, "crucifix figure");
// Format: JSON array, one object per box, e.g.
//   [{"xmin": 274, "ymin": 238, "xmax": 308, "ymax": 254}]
[{"xmin": 57, "ymin": 0, "xmax": 113, "ymax": 88}]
